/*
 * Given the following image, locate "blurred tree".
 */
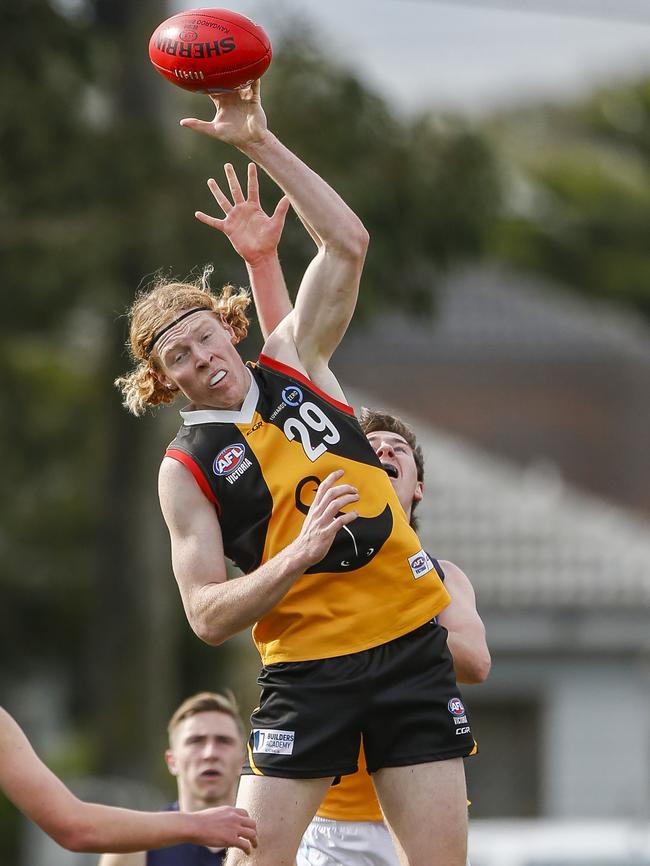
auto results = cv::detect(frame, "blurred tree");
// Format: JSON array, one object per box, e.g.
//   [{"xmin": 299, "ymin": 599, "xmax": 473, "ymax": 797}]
[{"xmin": 487, "ymin": 79, "xmax": 650, "ymax": 318}]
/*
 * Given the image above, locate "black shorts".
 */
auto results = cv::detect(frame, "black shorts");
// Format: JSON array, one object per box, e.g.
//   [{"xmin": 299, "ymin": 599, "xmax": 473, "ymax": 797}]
[{"xmin": 242, "ymin": 621, "xmax": 476, "ymax": 778}]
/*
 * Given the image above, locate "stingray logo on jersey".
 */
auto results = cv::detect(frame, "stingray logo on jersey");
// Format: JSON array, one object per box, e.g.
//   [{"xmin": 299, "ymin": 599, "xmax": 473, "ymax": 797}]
[
  {"xmin": 213, "ymin": 443, "xmax": 252, "ymax": 484},
  {"xmin": 252, "ymin": 729, "xmax": 295, "ymax": 755},
  {"xmin": 408, "ymin": 549, "xmax": 435, "ymax": 579},
  {"xmin": 282, "ymin": 386, "xmax": 303, "ymax": 407}
]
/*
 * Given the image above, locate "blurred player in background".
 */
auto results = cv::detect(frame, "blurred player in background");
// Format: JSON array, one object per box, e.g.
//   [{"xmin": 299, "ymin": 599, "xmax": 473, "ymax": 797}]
[
  {"xmin": 117, "ymin": 82, "xmax": 474, "ymax": 866},
  {"xmin": 99, "ymin": 691, "xmax": 246, "ymax": 866},
  {"xmin": 0, "ymin": 705, "xmax": 255, "ymax": 855}
]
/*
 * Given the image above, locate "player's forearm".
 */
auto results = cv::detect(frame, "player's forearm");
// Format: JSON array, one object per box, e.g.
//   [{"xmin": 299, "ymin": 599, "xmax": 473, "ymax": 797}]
[
  {"xmin": 188, "ymin": 541, "xmax": 310, "ymax": 646},
  {"xmin": 54, "ymin": 803, "xmax": 206, "ymax": 853},
  {"xmin": 446, "ymin": 631, "xmax": 492, "ymax": 685},
  {"xmin": 246, "ymin": 252, "xmax": 292, "ymax": 339},
  {"xmin": 241, "ymin": 130, "xmax": 369, "ymax": 256}
]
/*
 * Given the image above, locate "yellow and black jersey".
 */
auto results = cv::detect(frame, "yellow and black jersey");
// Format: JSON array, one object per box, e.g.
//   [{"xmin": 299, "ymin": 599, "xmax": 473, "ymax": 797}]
[{"xmin": 166, "ymin": 355, "xmax": 450, "ymax": 665}]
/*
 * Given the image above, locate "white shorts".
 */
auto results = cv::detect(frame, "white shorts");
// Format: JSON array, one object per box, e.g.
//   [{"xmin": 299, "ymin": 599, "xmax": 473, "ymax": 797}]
[
  {"xmin": 297, "ymin": 815, "xmax": 472, "ymax": 866},
  {"xmin": 297, "ymin": 816, "xmax": 399, "ymax": 866}
]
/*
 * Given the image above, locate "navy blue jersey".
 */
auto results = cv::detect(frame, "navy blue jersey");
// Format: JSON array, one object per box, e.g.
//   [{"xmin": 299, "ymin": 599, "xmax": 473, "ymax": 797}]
[{"xmin": 146, "ymin": 803, "xmax": 224, "ymax": 866}]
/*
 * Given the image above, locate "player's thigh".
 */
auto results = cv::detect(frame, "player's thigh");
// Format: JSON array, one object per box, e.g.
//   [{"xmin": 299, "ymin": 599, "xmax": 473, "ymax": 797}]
[
  {"xmin": 226, "ymin": 774, "xmax": 333, "ymax": 866},
  {"xmin": 373, "ymin": 758, "xmax": 468, "ymax": 866},
  {"xmin": 297, "ymin": 817, "xmax": 399, "ymax": 866}
]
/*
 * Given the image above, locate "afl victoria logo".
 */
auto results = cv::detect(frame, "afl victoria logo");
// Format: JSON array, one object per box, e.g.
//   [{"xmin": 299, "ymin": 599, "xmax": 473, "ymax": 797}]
[
  {"xmin": 448, "ymin": 697, "xmax": 466, "ymax": 717},
  {"xmin": 213, "ymin": 443, "xmax": 245, "ymax": 476}
]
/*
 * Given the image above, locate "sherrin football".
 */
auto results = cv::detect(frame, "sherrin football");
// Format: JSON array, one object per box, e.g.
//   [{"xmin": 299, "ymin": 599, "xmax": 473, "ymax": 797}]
[{"xmin": 148, "ymin": 8, "xmax": 272, "ymax": 93}]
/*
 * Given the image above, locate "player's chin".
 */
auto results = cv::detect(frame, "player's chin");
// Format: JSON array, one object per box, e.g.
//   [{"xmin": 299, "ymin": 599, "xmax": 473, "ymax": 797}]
[{"xmin": 196, "ymin": 777, "xmax": 225, "ymax": 795}]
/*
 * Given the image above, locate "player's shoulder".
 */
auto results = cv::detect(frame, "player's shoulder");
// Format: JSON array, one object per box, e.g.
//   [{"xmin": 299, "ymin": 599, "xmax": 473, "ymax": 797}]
[
  {"xmin": 438, "ymin": 560, "xmax": 475, "ymax": 594},
  {"xmin": 158, "ymin": 454, "xmax": 212, "ymax": 517},
  {"xmin": 260, "ymin": 318, "xmax": 308, "ymax": 378}
]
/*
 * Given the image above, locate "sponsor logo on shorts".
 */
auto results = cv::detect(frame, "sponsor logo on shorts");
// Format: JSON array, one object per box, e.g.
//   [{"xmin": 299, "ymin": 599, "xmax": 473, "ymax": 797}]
[
  {"xmin": 252, "ymin": 729, "xmax": 295, "ymax": 755},
  {"xmin": 453, "ymin": 715, "xmax": 468, "ymax": 725},
  {"xmin": 448, "ymin": 697, "xmax": 466, "ymax": 717},
  {"xmin": 408, "ymin": 549, "xmax": 434, "ymax": 579},
  {"xmin": 455, "ymin": 726, "xmax": 471, "ymax": 735},
  {"xmin": 213, "ymin": 443, "xmax": 246, "ymax": 476},
  {"xmin": 282, "ymin": 386, "xmax": 303, "ymax": 407}
]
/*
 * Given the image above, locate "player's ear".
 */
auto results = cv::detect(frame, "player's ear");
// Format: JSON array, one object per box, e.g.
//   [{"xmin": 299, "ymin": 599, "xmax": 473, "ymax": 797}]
[
  {"xmin": 154, "ymin": 370, "xmax": 179, "ymax": 392},
  {"xmin": 219, "ymin": 315, "xmax": 237, "ymax": 344},
  {"xmin": 165, "ymin": 749, "xmax": 179, "ymax": 777},
  {"xmin": 413, "ymin": 481, "xmax": 424, "ymax": 505}
]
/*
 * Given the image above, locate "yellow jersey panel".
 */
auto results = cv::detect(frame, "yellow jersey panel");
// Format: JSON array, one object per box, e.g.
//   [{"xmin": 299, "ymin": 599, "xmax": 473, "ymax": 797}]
[{"xmin": 167, "ymin": 357, "xmax": 450, "ymax": 665}]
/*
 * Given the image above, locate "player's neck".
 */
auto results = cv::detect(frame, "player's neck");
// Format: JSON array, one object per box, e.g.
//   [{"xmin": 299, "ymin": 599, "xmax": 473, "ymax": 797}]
[{"xmin": 179, "ymin": 789, "xmax": 233, "ymax": 813}]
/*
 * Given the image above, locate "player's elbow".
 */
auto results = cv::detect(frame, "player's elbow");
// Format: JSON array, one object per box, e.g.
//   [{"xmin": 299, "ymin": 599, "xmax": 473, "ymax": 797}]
[
  {"xmin": 467, "ymin": 650, "xmax": 492, "ymax": 684},
  {"xmin": 344, "ymin": 223, "xmax": 370, "ymax": 261},
  {"xmin": 50, "ymin": 817, "xmax": 97, "ymax": 853},
  {"xmin": 326, "ymin": 222, "xmax": 370, "ymax": 262},
  {"xmin": 191, "ymin": 613, "xmax": 227, "ymax": 647}
]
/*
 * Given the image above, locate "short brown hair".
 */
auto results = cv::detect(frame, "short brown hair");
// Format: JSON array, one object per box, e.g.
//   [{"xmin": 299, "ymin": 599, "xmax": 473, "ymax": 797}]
[
  {"xmin": 359, "ymin": 408, "xmax": 424, "ymax": 530},
  {"xmin": 115, "ymin": 267, "xmax": 251, "ymax": 417},
  {"xmin": 167, "ymin": 691, "xmax": 246, "ymax": 745}
]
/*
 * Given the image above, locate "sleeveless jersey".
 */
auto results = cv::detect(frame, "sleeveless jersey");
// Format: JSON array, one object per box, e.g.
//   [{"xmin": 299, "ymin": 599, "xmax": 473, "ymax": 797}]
[
  {"xmin": 147, "ymin": 803, "xmax": 224, "ymax": 866},
  {"xmin": 166, "ymin": 355, "xmax": 450, "ymax": 665}
]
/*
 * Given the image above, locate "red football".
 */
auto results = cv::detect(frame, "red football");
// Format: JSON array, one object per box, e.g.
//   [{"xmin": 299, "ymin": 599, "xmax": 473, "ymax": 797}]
[{"xmin": 148, "ymin": 8, "xmax": 272, "ymax": 93}]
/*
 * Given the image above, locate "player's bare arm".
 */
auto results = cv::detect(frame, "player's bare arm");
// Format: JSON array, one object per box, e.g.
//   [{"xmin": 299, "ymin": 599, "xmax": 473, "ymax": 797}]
[
  {"xmin": 0, "ymin": 708, "xmax": 257, "ymax": 854},
  {"xmin": 180, "ymin": 82, "xmax": 369, "ymax": 394},
  {"xmin": 159, "ymin": 459, "xmax": 359, "ymax": 646},
  {"xmin": 195, "ymin": 162, "xmax": 292, "ymax": 338},
  {"xmin": 98, "ymin": 852, "xmax": 144, "ymax": 866},
  {"xmin": 437, "ymin": 561, "xmax": 491, "ymax": 684}
]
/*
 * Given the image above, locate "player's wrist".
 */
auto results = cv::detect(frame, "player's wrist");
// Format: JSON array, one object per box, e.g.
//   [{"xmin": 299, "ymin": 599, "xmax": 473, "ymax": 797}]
[
  {"xmin": 281, "ymin": 537, "xmax": 314, "ymax": 577},
  {"xmin": 245, "ymin": 250, "xmax": 280, "ymax": 270},
  {"xmin": 182, "ymin": 810, "xmax": 206, "ymax": 846},
  {"xmin": 240, "ymin": 128, "xmax": 277, "ymax": 160}
]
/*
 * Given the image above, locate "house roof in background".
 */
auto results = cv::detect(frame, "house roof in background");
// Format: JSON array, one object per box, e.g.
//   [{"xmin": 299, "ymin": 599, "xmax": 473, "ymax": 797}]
[
  {"xmin": 346, "ymin": 387, "xmax": 650, "ymax": 610},
  {"xmin": 344, "ymin": 264, "xmax": 650, "ymax": 362}
]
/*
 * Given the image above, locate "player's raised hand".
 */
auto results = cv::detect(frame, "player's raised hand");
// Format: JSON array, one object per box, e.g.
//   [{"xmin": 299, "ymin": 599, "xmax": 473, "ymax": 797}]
[
  {"xmin": 195, "ymin": 163, "xmax": 290, "ymax": 266},
  {"xmin": 191, "ymin": 805, "xmax": 257, "ymax": 854},
  {"xmin": 293, "ymin": 470, "xmax": 359, "ymax": 569},
  {"xmin": 180, "ymin": 80, "xmax": 267, "ymax": 148}
]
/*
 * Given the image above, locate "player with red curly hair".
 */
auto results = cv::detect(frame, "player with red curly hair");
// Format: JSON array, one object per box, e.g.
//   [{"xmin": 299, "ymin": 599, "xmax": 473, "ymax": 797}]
[{"xmin": 117, "ymin": 82, "xmax": 473, "ymax": 866}]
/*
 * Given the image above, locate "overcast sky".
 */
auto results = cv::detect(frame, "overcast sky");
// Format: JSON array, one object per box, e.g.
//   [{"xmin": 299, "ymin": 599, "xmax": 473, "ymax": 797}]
[{"xmin": 179, "ymin": 0, "xmax": 650, "ymax": 115}]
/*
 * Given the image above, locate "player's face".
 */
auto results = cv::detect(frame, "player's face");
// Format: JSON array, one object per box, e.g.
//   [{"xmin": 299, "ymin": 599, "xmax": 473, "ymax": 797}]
[
  {"xmin": 155, "ymin": 310, "xmax": 250, "ymax": 411},
  {"xmin": 166, "ymin": 711, "xmax": 243, "ymax": 809},
  {"xmin": 366, "ymin": 430, "xmax": 423, "ymax": 520}
]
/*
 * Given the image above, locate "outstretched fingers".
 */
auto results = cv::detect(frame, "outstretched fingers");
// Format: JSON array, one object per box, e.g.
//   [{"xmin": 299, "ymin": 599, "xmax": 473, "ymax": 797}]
[
  {"xmin": 271, "ymin": 194, "xmax": 291, "ymax": 228},
  {"xmin": 224, "ymin": 162, "xmax": 245, "ymax": 205},
  {"xmin": 179, "ymin": 116, "xmax": 213, "ymax": 134},
  {"xmin": 207, "ymin": 177, "xmax": 234, "ymax": 214},
  {"xmin": 194, "ymin": 209, "xmax": 226, "ymax": 231},
  {"xmin": 245, "ymin": 161, "xmax": 260, "ymax": 204}
]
